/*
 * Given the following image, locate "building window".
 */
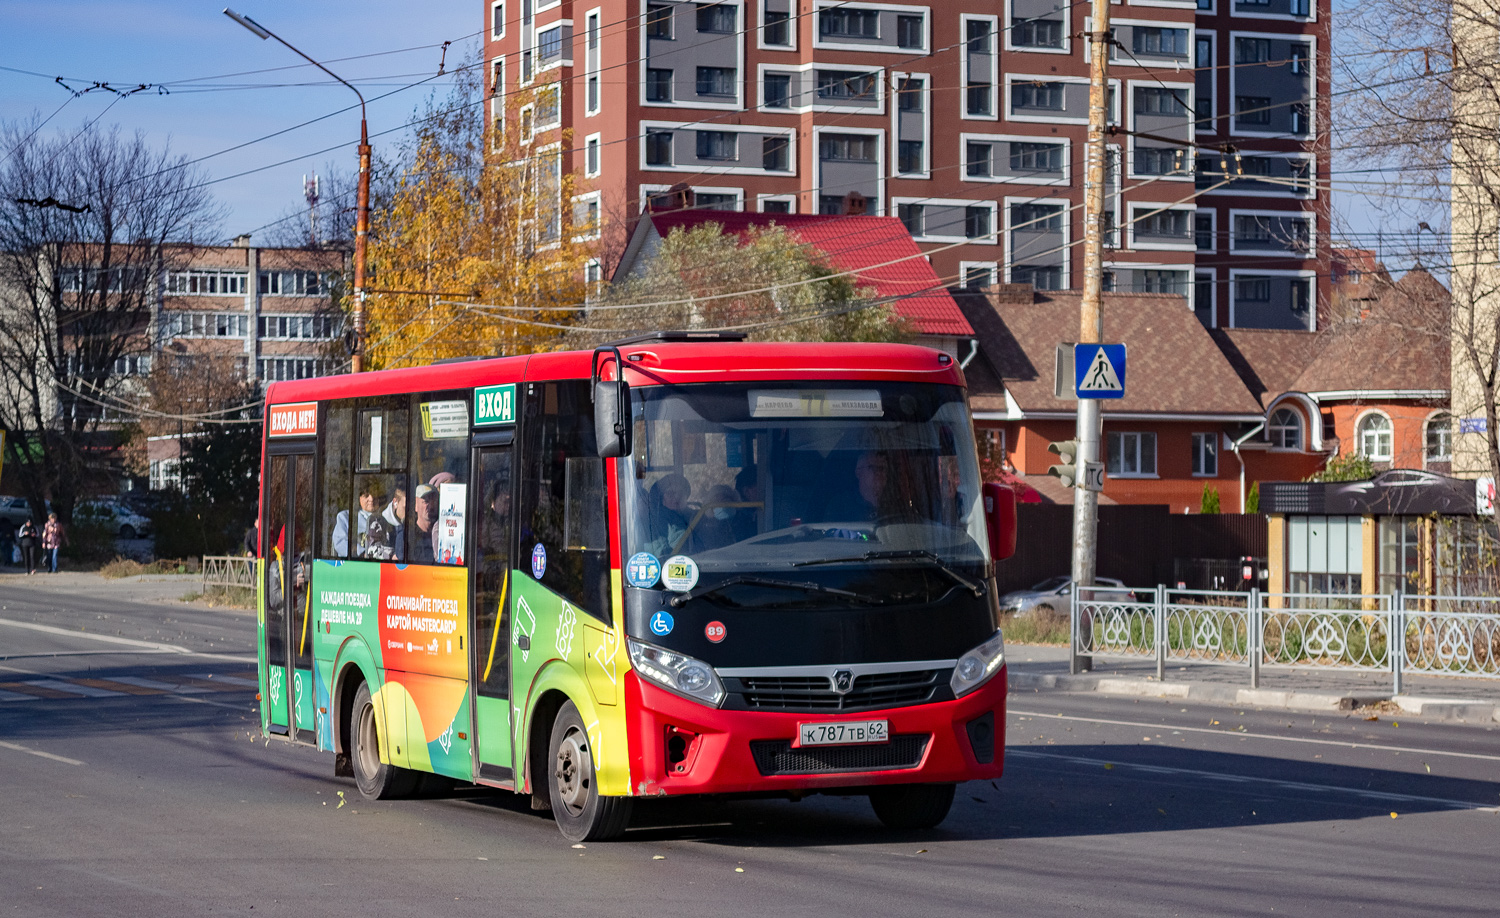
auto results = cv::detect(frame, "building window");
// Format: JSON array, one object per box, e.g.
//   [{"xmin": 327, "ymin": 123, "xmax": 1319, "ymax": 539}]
[
  {"xmin": 967, "ymin": 83, "xmax": 993, "ymax": 116},
  {"xmin": 1135, "ymin": 147, "xmax": 1186, "ymax": 175},
  {"xmin": 1133, "ymin": 27, "xmax": 1188, "ymax": 57},
  {"xmin": 1138, "ymin": 270, "xmax": 1187, "ymax": 295},
  {"xmin": 164, "ymin": 312, "xmax": 250, "ymax": 338},
  {"xmin": 964, "ymin": 205, "xmax": 993, "ymax": 239},
  {"xmin": 535, "ymin": 85, "xmax": 560, "ymax": 127},
  {"xmin": 695, "ymin": 130, "xmax": 738, "ymax": 161},
  {"xmin": 645, "ymin": 130, "xmax": 673, "ymax": 166},
  {"xmin": 1010, "ymin": 142, "xmax": 1063, "ymax": 174},
  {"xmin": 963, "ymin": 264, "xmax": 997, "ymax": 288},
  {"xmin": 696, "ymin": 192, "xmax": 738, "ymax": 211},
  {"xmin": 1192, "ymin": 433, "xmax": 1219, "ymax": 477},
  {"xmin": 1234, "ymin": 38, "xmax": 1271, "ymax": 64},
  {"xmin": 764, "ymin": 73, "xmax": 791, "ymax": 108},
  {"xmin": 896, "ymin": 14, "xmax": 924, "ymax": 49},
  {"xmin": 1196, "ymin": 213, "xmax": 1214, "ymax": 250},
  {"xmin": 1426, "ymin": 412, "xmax": 1453, "ymax": 464},
  {"xmin": 966, "ymin": 18, "xmax": 991, "ymax": 53},
  {"xmin": 1012, "ymin": 81, "xmax": 1064, "ymax": 111},
  {"xmin": 1012, "ymin": 265, "xmax": 1063, "ymax": 290},
  {"xmin": 585, "ymin": 136, "xmax": 600, "ymax": 175},
  {"xmin": 1012, "ymin": 18, "xmax": 1062, "ymax": 49},
  {"xmin": 1012, "ymin": 202, "xmax": 1063, "ymax": 232},
  {"xmin": 646, "ymin": 69, "xmax": 673, "ymax": 102},
  {"xmin": 1235, "ymin": 276, "xmax": 1271, "ymax": 302},
  {"xmin": 1137, "ymin": 209, "xmax": 1190, "ymax": 239},
  {"xmin": 167, "ymin": 270, "xmax": 249, "ymax": 296},
  {"xmin": 764, "ymin": 8, "xmax": 791, "ymax": 45},
  {"xmin": 761, "ymin": 198, "xmax": 792, "ymax": 214},
  {"xmin": 818, "ymin": 133, "xmax": 876, "ymax": 162},
  {"xmin": 586, "ymin": 12, "xmax": 601, "ymax": 113},
  {"xmin": 1358, "ymin": 413, "xmax": 1394, "ymax": 462},
  {"xmin": 966, "ymin": 142, "xmax": 992, "ymax": 177},
  {"xmin": 696, "ymin": 66, "xmax": 737, "ymax": 97},
  {"xmin": 259, "ymin": 357, "xmax": 332, "ymax": 382},
  {"xmin": 1289, "ymin": 0, "xmax": 1310, "ymax": 14},
  {"xmin": 897, "ymin": 140, "xmax": 924, "ymax": 174},
  {"xmin": 1135, "ymin": 87, "xmax": 1188, "ymax": 116},
  {"xmin": 897, "ymin": 77, "xmax": 924, "ymax": 111},
  {"xmin": 1107, "ymin": 431, "xmax": 1157, "ymax": 476},
  {"xmin": 820, "ymin": 8, "xmax": 878, "ymax": 39},
  {"xmin": 817, "ymin": 70, "xmax": 877, "ymax": 100},
  {"xmin": 257, "ymin": 313, "xmax": 340, "ymax": 340},
  {"xmin": 257, "ymin": 270, "xmax": 323, "ymax": 296},
  {"xmin": 696, "ymin": 3, "xmax": 736, "ymax": 33},
  {"xmin": 492, "ymin": 1, "xmax": 505, "ymax": 37},
  {"xmin": 537, "ymin": 25, "xmax": 564, "ymax": 63},
  {"xmin": 1236, "ymin": 96, "xmax": 1271, "ymax": 126},
  {"xmin": 761, "ymin": 135, "xmax": 789, "ymax": 171},
  {"xmin": 646, "ymin": 4, "xmax": 673, "ymax": 39},
  {"xmin": 1290, "ymin": 102, "xmax": 1310, "ymax": 135},
  {"xmin": 1290, "ymin": 42, "xmax": 1312, "ymax": 76},
  {"xmin": 574, "ymin": 197, "xmax": 601, "ymax": 237},
  {"xmin": 897, "ymin": 203, "xmax": 924, "ymax": 235}
]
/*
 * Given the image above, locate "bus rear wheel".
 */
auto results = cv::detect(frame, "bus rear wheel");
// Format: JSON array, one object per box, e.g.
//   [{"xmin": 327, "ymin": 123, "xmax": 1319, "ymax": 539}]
[
  {"xmin": 350, "ymin": 682, "xmax": 417, "ymax": 800},
  {"xmin": 869, "ymin": 783, "xmax": 956, "ymax": 829},
  {"xmin": 548, "ymin": 701, "xmax": 632, "ymax": 842}
]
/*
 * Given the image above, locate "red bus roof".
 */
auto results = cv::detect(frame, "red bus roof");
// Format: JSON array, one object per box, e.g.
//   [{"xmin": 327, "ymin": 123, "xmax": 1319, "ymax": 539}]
[{"xmin": 264, "ymin": 341, "xmax": 966, "ymax": 406}]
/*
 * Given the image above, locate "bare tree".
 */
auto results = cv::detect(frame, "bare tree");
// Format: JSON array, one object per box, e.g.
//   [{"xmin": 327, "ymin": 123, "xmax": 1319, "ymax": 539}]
[{"xmin": 0, "ymin": 120, "xmax": 223, "ymax": 522}]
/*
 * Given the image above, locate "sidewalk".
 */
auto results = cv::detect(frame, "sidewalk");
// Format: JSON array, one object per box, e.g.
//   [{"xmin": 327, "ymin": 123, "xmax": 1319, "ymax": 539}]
[
  {"xmin": 1007, "ymin": 642, "xmax": 1500, "ymax": 725},
  {"xmin": 0, "ymin": 569, "xmax": 240, "ymax": 611}
]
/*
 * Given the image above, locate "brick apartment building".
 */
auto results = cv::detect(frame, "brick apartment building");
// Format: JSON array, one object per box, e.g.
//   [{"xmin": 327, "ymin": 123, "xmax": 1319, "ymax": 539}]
[{"xmin": 484, "ymin": 0, "xmax": 1327, "ymax": 328}]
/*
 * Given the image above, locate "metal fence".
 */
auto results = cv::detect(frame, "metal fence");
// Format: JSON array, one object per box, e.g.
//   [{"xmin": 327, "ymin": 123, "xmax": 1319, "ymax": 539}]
[
  {"xmin": 201, "ymin": 555, "xmax": 255, "ymax": 591},
  {"xmin": 1072, "ymin": 586, "xmax": 1500, "ymax": 693}
]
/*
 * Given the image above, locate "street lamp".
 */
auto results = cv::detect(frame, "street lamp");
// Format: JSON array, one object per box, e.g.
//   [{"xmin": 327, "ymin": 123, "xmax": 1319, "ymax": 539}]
[{"xmin": 224, "ymin": 8, "xmax": 372, "ymax": 373}]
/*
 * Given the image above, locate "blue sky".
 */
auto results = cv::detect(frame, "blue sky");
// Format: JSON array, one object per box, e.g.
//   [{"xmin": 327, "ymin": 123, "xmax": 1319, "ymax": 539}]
[{"xmin": 1, "ymin": 1, "xmax": 477, "ymax": 242}]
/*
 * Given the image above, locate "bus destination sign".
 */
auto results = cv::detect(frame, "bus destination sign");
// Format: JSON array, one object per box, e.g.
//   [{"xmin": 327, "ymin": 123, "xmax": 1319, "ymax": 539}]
[
  {"xmin": 474, "ymin": 384, "xmax": 516, "ymax": 426},
  {"xmin": 267, "ymin": 402, "xmax": 317, "ymax": 438}
]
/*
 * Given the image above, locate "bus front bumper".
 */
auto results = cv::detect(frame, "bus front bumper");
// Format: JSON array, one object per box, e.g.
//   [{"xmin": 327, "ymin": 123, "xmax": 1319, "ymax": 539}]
[{"xmin": 624, "ymin": 667, "xmax": 1007, "ymax": 797}]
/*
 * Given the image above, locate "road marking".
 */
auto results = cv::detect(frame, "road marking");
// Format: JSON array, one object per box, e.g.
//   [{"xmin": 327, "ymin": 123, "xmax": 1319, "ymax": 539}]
[
  {"xmin": 0, "ymin": 688, "xmax": 38, "ymax": 702},
  {"xmin": 1009, "ymin": 708, "xmax": 1500, "ymax": 763},
  {"xmin": 0, "ymin": 618, "xmax": 256, "ymax": 663},
  {"xmin": 22, "ymin": 679, "xmax": 123, "ymax": 698},
  {"xmin": 167, "ymin": 694, "xmax": 254, "ymax": 711},
  {"xmin": 186, "ymin": 673, "xmax": 259, "ymax": 688},
  {"xmin": 1008, "ymin": 749, "xmax": 1500, "ymax": 813},
  {"xmin": 109, "ymin": 676, "xmax": 205, "ymax": 693},
  {"xmin": 0, "ymin": 740, "xmax": 83, "ymax": 766}
]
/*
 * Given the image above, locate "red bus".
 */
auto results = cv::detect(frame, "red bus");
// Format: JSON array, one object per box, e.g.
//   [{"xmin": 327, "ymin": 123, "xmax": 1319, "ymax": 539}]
[{"xmin": 256, "ymin": 333, "xmax": 1016, "ymax": 840}]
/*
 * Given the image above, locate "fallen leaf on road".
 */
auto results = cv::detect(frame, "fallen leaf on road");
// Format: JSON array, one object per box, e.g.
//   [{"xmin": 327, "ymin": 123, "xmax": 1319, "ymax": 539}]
[
  {"xmin": 1103, "ymin": 763, "xmax": 1115, "ymax": 770},
  {"xmin": 1364, "ymin": 716, "xmax": 1378, "ymax": 722},
  {"xmin": 1390, "ymin": 812, "xmax": 1399, "ymax": 819},
  {"xmin": 971, "ymin": 797, "xmax": 986, "ymax": 803},
  {"xmin": 1424, "ymin": 763, "xmax": 1431, "ymax": 773},
  {"xmin": 337, "ymin": 791, "xmax": 345, "ymax": 809},
  {"xmin": 1157, "ymin": 808, "xmax": 1166, "ymax": 815},
  {"xmin": 735, "ymin": 867, "xmax": 744, "ymax": 873},
  {"xmin": 916, "ymin": 849, "xmax": 927, "ymax": 854},
  {"xmin": 572, "ymin": 844, "xmax": 586, "ymax": 849},
  {"xmin": 653, "ymin": 855, "xmax": 665, "ymax": 860}
]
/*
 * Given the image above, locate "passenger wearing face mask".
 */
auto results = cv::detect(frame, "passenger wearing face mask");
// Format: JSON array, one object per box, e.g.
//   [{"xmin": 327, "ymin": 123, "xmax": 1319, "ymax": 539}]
[{"xmin": 689, "ymin": 483, "xmax": 744, "ymax": 551}]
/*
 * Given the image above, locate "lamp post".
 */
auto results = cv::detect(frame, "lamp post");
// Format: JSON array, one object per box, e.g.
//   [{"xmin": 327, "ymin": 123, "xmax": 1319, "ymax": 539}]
[{"xmin": 224, "ymin": 8, "xmax": 371, "ymax": 373}]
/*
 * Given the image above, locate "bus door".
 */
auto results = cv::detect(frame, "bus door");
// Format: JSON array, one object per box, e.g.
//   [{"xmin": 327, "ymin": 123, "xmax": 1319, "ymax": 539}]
[
  {"xmin": 264, "ymin": 445, "xmax": 317, "ymax": 743},
  {"xmin": 469, "ymin": 433, "xmax": 515, "ymax": 784}
]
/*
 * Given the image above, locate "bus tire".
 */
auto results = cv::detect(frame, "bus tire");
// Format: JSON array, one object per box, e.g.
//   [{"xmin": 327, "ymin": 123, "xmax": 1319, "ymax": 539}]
[
  {"xmin": 869, "ymin": 783, "xmax": 956, "ymax": 830},
  {"xmin": 548, "ymin": 700, "xmax": 632, "ymax": 842},
  {"xmin": 350, "ymin": 682, "xmax": 418, "ymax": 800}
]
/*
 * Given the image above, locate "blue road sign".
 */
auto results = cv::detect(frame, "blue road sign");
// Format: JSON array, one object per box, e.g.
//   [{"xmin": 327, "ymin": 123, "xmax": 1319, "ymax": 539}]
[{"xmin": 1075, "ymin": 343, "xmax": 1126, "ymax": 399}]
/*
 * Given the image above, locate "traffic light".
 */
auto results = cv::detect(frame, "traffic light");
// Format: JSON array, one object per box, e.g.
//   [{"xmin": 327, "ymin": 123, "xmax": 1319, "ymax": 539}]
[{"xmin": 1048, "ymin": 440, "xmax": 1080, "ymax": 487}]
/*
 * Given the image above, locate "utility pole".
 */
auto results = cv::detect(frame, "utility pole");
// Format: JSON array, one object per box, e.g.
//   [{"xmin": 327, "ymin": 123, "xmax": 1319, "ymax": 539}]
[
  {"xmin": 1071, "ymin": 0, "xmax": 1112, "ymax": 674},
  {"xmin": 224, "ymin": 8, "xmax": 370, "ymax": 373}
]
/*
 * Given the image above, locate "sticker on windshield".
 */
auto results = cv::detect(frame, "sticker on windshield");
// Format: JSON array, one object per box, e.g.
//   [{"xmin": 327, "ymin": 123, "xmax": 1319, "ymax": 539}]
[
  {"xmin": 531, "ymin": 543, "xmax": 547, "ymax": 580},
  {"xmin": 662, "ymin": 555, "xmax": 699, "ymax": 592},
  {"xmin": 705, "ymin": 621, "xmax": 727, "ymax": 643},
  {"xmin": 626, "ymin": 552, "xmax": 662, "ymax": 589},
  {"xmin": 649, "ymin": 610, "xmax": 675, "ymax": 636}
]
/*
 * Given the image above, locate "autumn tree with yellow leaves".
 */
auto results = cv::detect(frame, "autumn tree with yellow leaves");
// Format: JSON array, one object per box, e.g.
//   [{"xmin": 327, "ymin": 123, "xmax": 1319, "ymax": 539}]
[{"xmin": 364, "ymin": 68, "xmax": 591, "ymax": 368}]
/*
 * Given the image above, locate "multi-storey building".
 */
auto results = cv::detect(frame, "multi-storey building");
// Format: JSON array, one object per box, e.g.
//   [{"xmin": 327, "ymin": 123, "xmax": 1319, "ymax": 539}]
[{"xmin": 484, "ymin": 0, "xmax": 1325, "ymax": 326}]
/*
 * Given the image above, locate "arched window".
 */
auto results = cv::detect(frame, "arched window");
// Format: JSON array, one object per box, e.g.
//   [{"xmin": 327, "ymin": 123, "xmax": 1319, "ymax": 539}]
[
  {"xmin": 1358, "ymin": 413, "xmax": 1393, "ymax": 462},
  {"xmin": 1268, "ymin": 407, "xmax": 1302, "ymax": 450},
  {"xmin": 1425, "ymin": 412, "xmax": 1453, "ymax": 465}
]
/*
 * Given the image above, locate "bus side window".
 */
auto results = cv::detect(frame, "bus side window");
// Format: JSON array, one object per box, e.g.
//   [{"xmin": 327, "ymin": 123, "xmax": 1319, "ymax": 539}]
[
  {"xmin": 410, "ymin": 390, "xmax": 472, "ymax": 565},
  {"xmin": 318, "ymin": 401, "xmax": 354, "ymax": 559},
  {"xmin": 521, "ymin": 380, "xmax": 609, "ymax": 621},
  {"xmin": 357, "ymin": 397, "xmax": 409, "ymax": 562}
]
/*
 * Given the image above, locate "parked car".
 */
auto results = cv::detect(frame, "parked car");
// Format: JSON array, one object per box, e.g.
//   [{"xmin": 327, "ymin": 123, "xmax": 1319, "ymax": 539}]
[
  {"xmin": 74, "ymin": 500, "xmax": 153, "ymax": 539},
  {"xmin": 0, "ymin": 496, "xmax": 46, "ymax": 535},
  {"xmin": 998, "ymin": 576, "xmax": 1134, "ymax": 617}
]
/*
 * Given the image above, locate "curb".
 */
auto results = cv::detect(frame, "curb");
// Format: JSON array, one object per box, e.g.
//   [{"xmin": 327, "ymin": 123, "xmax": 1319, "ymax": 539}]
[{"xmin": 1008, "ymin": 671, "xmax": 1500, "ymax": 724}]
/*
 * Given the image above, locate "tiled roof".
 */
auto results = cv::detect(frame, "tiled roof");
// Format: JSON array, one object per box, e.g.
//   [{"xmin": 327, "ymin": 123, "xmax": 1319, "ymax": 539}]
[
  {"xmin": 954, "ymin": 288, "xmax": 1265, "ymax": 417},
  {"xmin": 1211, "ymin": 328, "xmax": 1324, "ymax": 409},
  {"xmin": 642, "ymin": 211, "xmax": 974, "ymax": 337},
  {"xmin": 1291, "ymin": 270, "xmax": 1450, "ymax": 395}
]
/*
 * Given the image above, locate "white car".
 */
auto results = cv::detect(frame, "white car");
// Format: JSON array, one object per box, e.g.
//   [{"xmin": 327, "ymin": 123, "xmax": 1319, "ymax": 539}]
[
  {"xmin": 998, "ymin": 576, "xmax": 1133, "ymax": 617},
  {"xmin": 75, "ymin": 500, "xmax": 153, "ymax": 539}
]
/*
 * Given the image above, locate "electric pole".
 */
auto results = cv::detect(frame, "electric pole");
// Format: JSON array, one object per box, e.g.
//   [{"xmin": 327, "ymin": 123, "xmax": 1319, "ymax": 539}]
[
  {"xmin": 1071, "ymin": 0, "xmax": 1112, "ymax": 674},
  {"xmin": 225, "ymin": 8, "xmax": 370, "ymax": 373}
]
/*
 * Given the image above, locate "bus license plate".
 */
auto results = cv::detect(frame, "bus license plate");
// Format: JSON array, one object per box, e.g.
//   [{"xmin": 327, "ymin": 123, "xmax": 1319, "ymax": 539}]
[{"xmin": 796, "ymin": 720, "xmax": 889, "ymax": 747}]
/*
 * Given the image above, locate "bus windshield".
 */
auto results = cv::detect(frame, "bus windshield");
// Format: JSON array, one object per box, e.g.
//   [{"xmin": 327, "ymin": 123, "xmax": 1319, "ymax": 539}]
[{"xmin": 619, "ymin": 381, "xmax": 988, "ymax": 577}]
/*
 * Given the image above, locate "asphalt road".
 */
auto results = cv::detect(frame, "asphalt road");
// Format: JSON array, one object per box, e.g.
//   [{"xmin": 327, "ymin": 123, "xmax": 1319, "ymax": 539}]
[{"xmin": 1, "ymin": 580, "xmax": 1497, "ymax": 917}]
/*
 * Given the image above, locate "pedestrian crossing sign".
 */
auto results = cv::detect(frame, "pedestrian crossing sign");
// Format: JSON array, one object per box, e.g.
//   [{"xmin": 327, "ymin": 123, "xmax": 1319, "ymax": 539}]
[{"xmin": 1075, "ymin": 343, "xmax": 1126, "ymax": 399}]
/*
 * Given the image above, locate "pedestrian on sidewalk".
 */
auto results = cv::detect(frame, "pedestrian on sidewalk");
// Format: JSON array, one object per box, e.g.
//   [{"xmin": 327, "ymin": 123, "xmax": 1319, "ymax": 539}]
[
  {"xmin": 16, "ymin": 518, "xmax": 38, "ymax": 574},
  {"xmin": 42, "ymin": 512, "xmax": 65, "ymax": 573}
]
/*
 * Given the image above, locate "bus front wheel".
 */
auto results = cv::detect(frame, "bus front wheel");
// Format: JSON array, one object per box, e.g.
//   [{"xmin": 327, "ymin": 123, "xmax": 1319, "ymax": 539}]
[
  {"xmin": 350, "ymin": 682, "xmax": 418, "ymax": 800},
  {"xmin": 548, "ymin": 700, "xmax": 632, "ymax": 842},
  {"xmin": 869, "ymin": 783, "xmax": 956, "ymax": 830}
]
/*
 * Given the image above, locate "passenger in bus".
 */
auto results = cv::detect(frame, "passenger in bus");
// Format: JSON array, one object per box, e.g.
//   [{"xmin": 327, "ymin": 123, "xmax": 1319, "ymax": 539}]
[
  {"xmin": 730, "ymin": 466, "xmax": 762, "ymax": 541},
  {"xmin": 825, "ymin": 450, "xmax": 888, "ymax": 522},
  {"xmin": 691, "ymin": 484, "xmax": 743, "ymax": 551},
  {"xmin": 332, "ymin": 480, "xmax": 381, "ymax": 558},
  {"xmin": 366, "ymin": 484, "xmax": 406, "ymax": 561},
  {"xmin": 413, "ymin": 471, "xmax": 457, "ymax": 564},
  {"xmin": 643, "ymin": 473, "xmax": 691, "ymax": 557}
]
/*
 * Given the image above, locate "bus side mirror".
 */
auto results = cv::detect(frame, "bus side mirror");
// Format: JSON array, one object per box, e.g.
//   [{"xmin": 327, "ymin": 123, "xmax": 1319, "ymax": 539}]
[
  {"xmin": 594, "ymin": 379, "xmax": 630, "ymax": 458},
  {"xmin": 982, "ymin": 482, "xmax": 1017, "ymax": 561}
]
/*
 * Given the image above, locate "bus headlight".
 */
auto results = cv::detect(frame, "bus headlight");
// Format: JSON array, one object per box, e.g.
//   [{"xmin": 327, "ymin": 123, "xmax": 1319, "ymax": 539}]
[
  {"xmin": 949, "ymin": 631, "xmax": 1005, "ymax": 698},
  {"xmin": 627, "ymin": 638, "xmax": 726, "ymax": 707}
]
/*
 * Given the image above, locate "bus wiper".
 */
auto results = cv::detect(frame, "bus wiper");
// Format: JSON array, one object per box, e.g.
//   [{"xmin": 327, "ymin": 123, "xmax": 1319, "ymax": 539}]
[
  {"xmin": 794, "ymin": 550, "xmax": 987, "ymax": 598},
  {"xmin": 668, "ymin": 575, "xmax": 873, "ymax": 608}
]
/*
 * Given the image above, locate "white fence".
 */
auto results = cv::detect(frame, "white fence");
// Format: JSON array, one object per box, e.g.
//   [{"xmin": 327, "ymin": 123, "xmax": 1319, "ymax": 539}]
[{"xmin": 1072, "ymin": 586, "xmax": 1500, "ymax": 693}]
